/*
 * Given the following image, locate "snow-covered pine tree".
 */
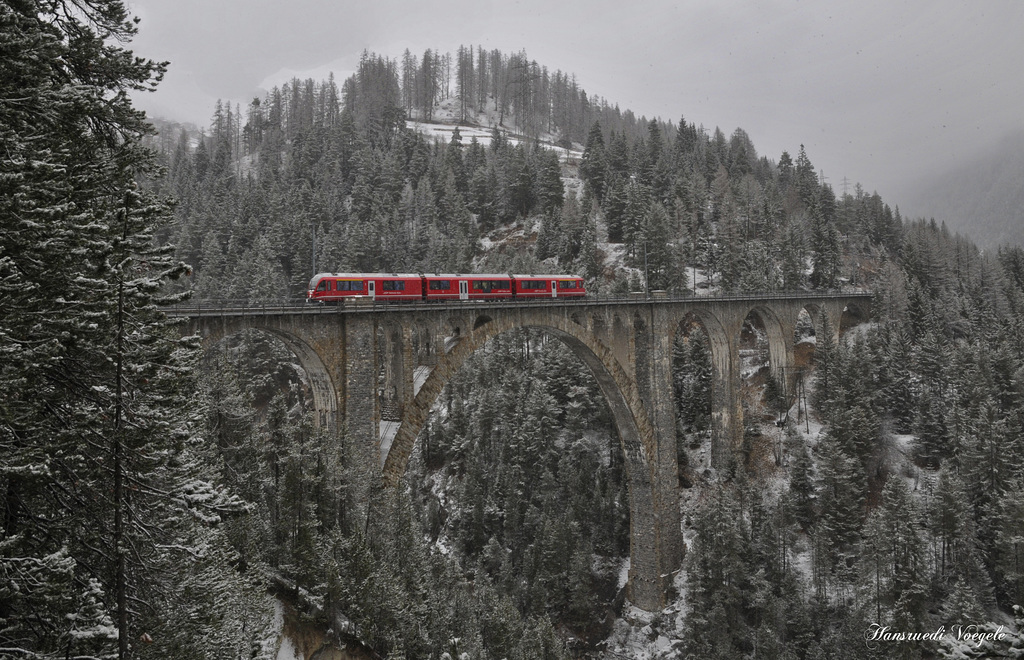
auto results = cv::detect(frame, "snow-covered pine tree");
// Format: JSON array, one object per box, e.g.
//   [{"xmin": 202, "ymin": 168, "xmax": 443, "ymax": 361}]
[
  {"xmin": 861, "ymin": 477, "xmax": 929, "ymax": 639},
  {"xmin": 579, "ymin": 121, "xmax": 607, "ymax": 202},
  {"xmin": 811, "ymin": 308, "xmax": 839, "ymax": 413},
  {"xmin": 0, "ymin": 2, "xmax": 243, "ymax": 657}
]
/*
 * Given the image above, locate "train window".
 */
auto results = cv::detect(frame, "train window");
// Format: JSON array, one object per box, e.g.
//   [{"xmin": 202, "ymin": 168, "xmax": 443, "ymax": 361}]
[
  {"xmin": 429, "ymin": 280, "xmax": 451, "ymax": 290},
  {"xmin": 559, "ymin": 280, "xmax": 574, "ymax": 289},
  {"xmin": 316, "ymin": 280, "xmax": 327, "ymax": 291},
  {"xmin": 472, "ymin": 280, "xmax": 510, "ymax": 292},
  {"xmin": 337, "ymin": 280, "xmax": 361, "ymax": 291},
  {"xmin": 381, "ymin": 280, "xmax": 406, "ymax": 291},
  {"xmin": 522, "ymin": 281, "xmax": 545, "ymax": 290}
]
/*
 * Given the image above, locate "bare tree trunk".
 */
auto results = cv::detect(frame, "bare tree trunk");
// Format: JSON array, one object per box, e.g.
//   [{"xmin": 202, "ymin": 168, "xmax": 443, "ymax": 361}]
[{"xmin": 114, "ymin": 195, "xmax": 130, "ymax": 660}]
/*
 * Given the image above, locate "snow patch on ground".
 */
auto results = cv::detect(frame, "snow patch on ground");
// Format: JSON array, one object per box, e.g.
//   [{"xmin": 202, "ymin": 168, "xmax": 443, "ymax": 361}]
[
  {"xmin": 616, "ymin": 557, "xmax": 631, "ymax": 590},
  {"xmin": 406, "ymin": 98, "xmax": 583, "ymax": 164},
  {"xmin": 740, "ymin": 356, "xmax": 768, "ymax": 379},
  {"xmin": 271, "ymin": 601, "xmax": 303, "ymax": 660},
  {"xmin": 413, "ymin": 365, "xmax": 431, "ymax": 395},
  {"xmin": 276, "ymin": 637, "xmax": 302, "ymax": 660},
  {"xmin": 891, "ymin": 433, "xmax": 915, "ymax": 455},
  {"xmin": 378, "ymin": 421, "xmax": 399, "ymax": 467},
  {"xmin": 789, "ymin": 534, "xmax": 816, "ymax": 589}
]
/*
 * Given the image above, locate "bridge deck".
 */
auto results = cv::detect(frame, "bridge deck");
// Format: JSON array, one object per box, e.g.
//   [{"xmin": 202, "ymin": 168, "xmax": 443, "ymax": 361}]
[{"xmin": 165, "ymin": 289, "xmax": 873, "ymax": 317}]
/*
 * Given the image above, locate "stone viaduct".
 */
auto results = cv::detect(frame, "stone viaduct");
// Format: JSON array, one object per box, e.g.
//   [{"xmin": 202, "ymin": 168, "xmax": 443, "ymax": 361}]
[{"xmin": 173, "ymin": 291, "xmax": 871, "ymax": 611}]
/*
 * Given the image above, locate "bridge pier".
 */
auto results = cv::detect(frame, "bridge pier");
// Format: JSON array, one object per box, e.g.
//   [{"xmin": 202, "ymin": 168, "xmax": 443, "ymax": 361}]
[
  {"xmin": 341, "ymin": 316, "xmax": 378, "ymax": 451},
  {"xmin": 644, "ymin": 306, "xmax": 686, "ymax": 578}
]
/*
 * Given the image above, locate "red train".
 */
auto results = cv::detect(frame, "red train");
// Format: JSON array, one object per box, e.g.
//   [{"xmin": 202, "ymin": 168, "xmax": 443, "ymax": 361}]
[{"xmin": 306, "ymin": 273, "xmax": 586, "ymax": 304}]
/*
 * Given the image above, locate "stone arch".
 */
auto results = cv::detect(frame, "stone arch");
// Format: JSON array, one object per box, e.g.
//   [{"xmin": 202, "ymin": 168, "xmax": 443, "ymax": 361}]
[
  {"xmin": 794, "ymin": 303, "xmax": 822, "ymax": 343},
  {"xmin": 380, "ymin": 310, "xmax": 672, "ymax": 610},
  {"xmin": 731, "ymin": 305, "xmax": 793, "ymax": 468},
  {"xmin": 441, "ymin": 314, "xmax": 465, "ymax": 353},
  {"xmin": 411, "ymin": 320, "xmax": 436, "ymax": 367},
  {"xmin": 839, "ymin": 299, "xmax": 871, "ymax": 335},
  {"xmin": 739, "ymin": 304, "xmax": 791, "ymax": 380},
  {"xmin": 191, "ymin": 317, "xmax": 339, "ymax": 431},
  {"xmin": 788, "ymin": 304, "xmax": 822, "ymax": 408},
  {"xmin": 377, "ymin": 322, "xmax": 407, "ymax": 422},
  {"xmin": 669, "ymin": 308, "xmax": 735, "ymax": 469},
  {"xmin": 794, "ymin": 301, "xmax": 844, "ymax": 367},
  {"xmin": 383, "ymin": 313, "xmax": 655, "ymax": 479},
  {"xmin": 669, "ymin": 309, "xmax": 731, "ymax": 381},
  {"xmin": 675, "ymin": 311, "xmax": 716, "ymax": 435}
]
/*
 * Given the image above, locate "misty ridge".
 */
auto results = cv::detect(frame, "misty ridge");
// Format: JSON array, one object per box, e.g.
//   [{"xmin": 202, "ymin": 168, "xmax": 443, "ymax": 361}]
[
  {"xmin": 158, "ymin": 44, "xmax": 1024, "ymax": 257},
  {"xmin": 902, "ymin": 130, "xmax": 1024, "ymax": 250}
]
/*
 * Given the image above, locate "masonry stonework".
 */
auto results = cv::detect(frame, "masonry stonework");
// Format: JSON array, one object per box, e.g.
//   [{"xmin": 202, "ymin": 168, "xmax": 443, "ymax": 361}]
[{"xmin": 181, "ymin": 293, "xmax": 870, "ymax": 611}]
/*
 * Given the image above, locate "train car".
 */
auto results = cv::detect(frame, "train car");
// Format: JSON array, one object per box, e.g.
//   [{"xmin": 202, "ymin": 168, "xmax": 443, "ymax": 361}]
[
  {"xmin": 306, "ymin": 273, "xmax": 423, "ymax": 303},
  {"xmin": 552, "ymin": 275, "xmax": 586, "ymax": 298},
  {"xmin": 423, "ymin": 274, "xmax": 514, "ymax": 301},
  {"xmin": 512, "ymin": 274, "xmax": 586, "ymax": 299},
  {"xmin": 307, "ymin": 272, "xmax": 586, "ymax": 303}
]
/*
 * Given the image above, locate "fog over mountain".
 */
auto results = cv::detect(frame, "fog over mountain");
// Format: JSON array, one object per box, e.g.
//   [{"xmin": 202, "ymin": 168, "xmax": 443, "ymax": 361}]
[
  {"xmin": 128, "ymin": 0, "xmax": 1024, "ymax": 220},
  {"xmin": 899, "ymin": 130, "xmax": 1024, "ymax": 249}
]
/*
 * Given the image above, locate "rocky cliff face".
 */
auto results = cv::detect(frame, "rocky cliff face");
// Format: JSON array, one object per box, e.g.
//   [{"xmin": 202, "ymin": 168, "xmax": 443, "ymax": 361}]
[{"xmin": 277, "ymin": 600, "xmax": 376, "ymax": 660}]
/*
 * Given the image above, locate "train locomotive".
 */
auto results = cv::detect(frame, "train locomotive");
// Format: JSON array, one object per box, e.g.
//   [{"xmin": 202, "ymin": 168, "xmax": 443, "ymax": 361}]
[{"xmin": 306, "ymin": 273, "xmax": 586, "ymax": 304}]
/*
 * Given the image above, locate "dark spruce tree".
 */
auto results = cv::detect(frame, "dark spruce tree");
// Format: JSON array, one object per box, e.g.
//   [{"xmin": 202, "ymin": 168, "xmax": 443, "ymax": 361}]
[{"xmin": 0, "ymin": 2, "xmax": 245, "ymax": 658}]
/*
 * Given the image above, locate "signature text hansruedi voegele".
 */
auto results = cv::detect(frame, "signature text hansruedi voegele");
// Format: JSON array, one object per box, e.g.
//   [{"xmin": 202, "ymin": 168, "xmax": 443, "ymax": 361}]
[{"xmin": 865, "ymin": 623, "xmax": 1007, "ymax": 648}]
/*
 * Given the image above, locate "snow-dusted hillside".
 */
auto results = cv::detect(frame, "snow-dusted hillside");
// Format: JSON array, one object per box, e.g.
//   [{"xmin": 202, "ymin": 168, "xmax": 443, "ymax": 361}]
[{"xmin": 406, "ymin": 97, "xmax": 583, "ymax": 165}]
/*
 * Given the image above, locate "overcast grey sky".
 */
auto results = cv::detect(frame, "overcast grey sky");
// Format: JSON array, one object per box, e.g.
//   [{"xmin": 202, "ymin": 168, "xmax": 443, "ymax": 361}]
[{"xmin": 128, "ymin": 0, "xmax": 1023, "ymax": 210}]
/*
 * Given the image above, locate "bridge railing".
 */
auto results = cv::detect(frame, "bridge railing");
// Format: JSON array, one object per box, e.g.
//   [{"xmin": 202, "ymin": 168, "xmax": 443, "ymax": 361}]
[{"xmin": 165, "ymin": 288, "xmax": 873, "ymax": 317}]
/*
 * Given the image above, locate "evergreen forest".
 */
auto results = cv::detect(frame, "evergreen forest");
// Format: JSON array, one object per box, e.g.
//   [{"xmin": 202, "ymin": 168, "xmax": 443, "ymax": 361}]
[{"xmin": 3, "ymin": 2, "xmax": 1024, "ymax": 658}]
